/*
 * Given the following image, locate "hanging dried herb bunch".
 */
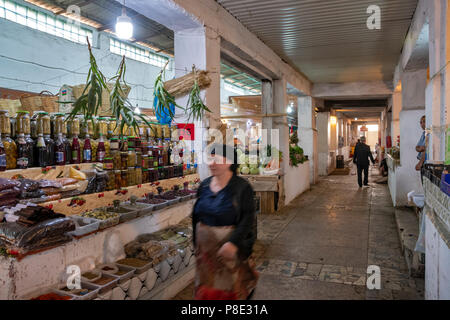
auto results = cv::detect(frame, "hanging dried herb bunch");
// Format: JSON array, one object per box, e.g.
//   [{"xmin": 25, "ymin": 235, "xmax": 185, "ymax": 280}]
[
  {"xmin": 110, "ymin": 56, "xmax": 153, "ymax": 139},
  {"xmin": 186, "ymin": 65, "xmax": 211, "ymax": 123},
  {"xmin": 66, "ymin": 37, "xmax": 108, "ymax": 129},
  {"xmin": 153, "ymin": 60, "xmax": 181, "ymax": 123}
]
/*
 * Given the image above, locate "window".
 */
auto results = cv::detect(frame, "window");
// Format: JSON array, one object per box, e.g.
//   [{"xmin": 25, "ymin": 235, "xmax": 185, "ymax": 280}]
[
  {"xmin": 0, "ymin": 0, "xmax": 92, "ymax": 45},
  {"xmin": 110, "ymin": 38, "xmax": 169, "ymax": 68},
  {"xmin": 224, "ymin": 81, "xmax": 245, "ymax": 95}
]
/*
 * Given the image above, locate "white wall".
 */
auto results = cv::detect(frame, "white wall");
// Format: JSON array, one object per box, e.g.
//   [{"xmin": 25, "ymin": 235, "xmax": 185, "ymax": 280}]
[
  {"xmin": 425, "ymin": 214, "xmax": 450, "ymax": 300},
  {"xmin": 0, "ymin": 18, "xmax": 174, "ymax": 108},
  {"xmin": 284, "ymin": 161, "xmax": 310, "ymax": 205}
]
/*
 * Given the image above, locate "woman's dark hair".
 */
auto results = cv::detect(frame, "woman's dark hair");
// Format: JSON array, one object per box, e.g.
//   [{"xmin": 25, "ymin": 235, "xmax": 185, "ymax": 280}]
[{"xmin": 211, "ymin": 143, "xmax": 238, "ymax": 175}]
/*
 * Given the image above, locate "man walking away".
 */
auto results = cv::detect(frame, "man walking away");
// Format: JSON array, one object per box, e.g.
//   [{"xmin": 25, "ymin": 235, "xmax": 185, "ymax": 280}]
[{"xmin": 353, "ymin": 136, "xmax": 375, "ymax": 187}]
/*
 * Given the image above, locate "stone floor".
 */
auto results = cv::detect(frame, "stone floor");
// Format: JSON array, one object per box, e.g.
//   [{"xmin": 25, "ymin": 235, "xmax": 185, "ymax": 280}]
[{"xmin": 173, "ymin": 166, "xmax": 424, "ymax": 300}]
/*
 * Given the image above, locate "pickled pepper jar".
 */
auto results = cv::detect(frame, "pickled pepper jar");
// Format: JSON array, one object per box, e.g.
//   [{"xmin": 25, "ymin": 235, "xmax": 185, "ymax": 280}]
[{"xmin": 0, "ymin": 110, "xmax": 17, "ymax": 170}]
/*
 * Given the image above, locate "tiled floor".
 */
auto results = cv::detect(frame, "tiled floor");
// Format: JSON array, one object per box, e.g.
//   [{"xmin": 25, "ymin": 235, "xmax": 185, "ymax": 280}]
[{"xmin": 173, "ymin": 166, "xmax": 424, "ymax": 300}]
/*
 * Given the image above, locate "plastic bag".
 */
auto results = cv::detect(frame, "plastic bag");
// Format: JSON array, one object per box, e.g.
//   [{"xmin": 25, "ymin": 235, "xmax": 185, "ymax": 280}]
[
  {"xmin": 38, "ymin": 180, "xmax": 63, "ymax": 189},
  {"xmin": 0, "ymin": 217, "xmax": 74, "ymax": 248},
  {"xmin": 415, "ymin": 209, "xmax": 426, "ymax": 253},
  {"xmin": 0, "ymin": 178, "xmax": 20, "ymax": 191}
]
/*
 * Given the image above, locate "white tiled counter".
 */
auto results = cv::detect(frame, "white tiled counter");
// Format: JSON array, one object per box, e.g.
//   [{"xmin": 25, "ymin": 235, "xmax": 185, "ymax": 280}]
[
  {"xmin": 423, "ymin": 177, "xmax": 450, "ymax": 299},
  {"xmin": 0, "ymin": 200, "xmax": 196, "ymax": 300}
]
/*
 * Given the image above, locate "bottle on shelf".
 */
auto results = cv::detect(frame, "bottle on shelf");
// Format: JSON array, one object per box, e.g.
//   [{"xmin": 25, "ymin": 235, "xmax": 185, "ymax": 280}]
[
  {"xmin": 0, "ymin": 110, "xmax": 17, "ymax": 170},
  {"xmin": 40, "ymin": 112, "xmax": 54, "ymax": 166},
  {"xmin": 96, "ymin": 133, "xmax": 106, "ymax": 162},
  {"xmin": 16, "ymin": 133, "xmax": 31, "ymax": 169},
  {"xmin": 55, "ymin": 132, "xmax": 66, "ymax": 166},
  {"xmin": 83, "ymin": 134, "xmax": 92, "ymax": 163},
  {"xmin": 0, "ymin": 139, "xmax": 6, "ymax": 171},
  {"xmin": 70, "ymin": 117, "xmax": 81, "ymax": 164},
  {"xmin": 35, "ymin": 133, "xmax": 47, "ymax": 167}
]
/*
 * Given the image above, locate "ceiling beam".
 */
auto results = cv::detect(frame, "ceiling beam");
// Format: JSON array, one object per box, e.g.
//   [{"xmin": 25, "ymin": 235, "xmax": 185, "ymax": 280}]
[{"xmin": 54, "ymin": 0, "xmax": 96, "ymax": 15}]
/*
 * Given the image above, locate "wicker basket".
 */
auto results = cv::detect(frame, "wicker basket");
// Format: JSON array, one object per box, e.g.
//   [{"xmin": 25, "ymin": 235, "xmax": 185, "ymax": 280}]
[
  {"xmin": 72, "ymin": 83, "xmax": 131, "ymax": 116},
  {"xmin": 19, "ymin": 91, "xmax": 59, "ymax": 114},
  {"xmin": 0, "ymin": 99, "xmax": 21, "ymax": 116}
]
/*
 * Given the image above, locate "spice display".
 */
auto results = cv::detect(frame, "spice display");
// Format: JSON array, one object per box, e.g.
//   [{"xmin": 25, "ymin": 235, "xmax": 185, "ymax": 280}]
[
  {"xmin": 61, "ymin": 286, "xmax": 91, "ymax": 296},
  {"xmin": 31, "ymin": 293, "xmax": 72, "ymax": 300},
  {"xmin": 93, "ymin": 276, "xmax": 115, "ymax": 286},
  {"xmin": 116, "ymin": 257, "xmax": 149, "ymax": 268},
  {"xmin": 80, "ymin": 209, "xmax": 119, "ymax": 220},
  {"xmin": 127, "ymin": 167, "xmax": 136, "ymax": 186}
]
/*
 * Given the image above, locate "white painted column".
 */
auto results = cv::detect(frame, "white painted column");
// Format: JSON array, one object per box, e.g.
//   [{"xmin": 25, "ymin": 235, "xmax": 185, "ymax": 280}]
[
  {"xmin": 391, "ymin": 90, "xmax": 402, "ymax": 146},
  {"xmin": 317, "ymin": 112, "xmax": 330, "ymax": 176},
  {"xmin": 298, "ymin": 96, "xmax": 317, "ymax": 184},
  {"xmin": 174, "ymin": 27, "xmax": 221, "ymax": 180},
  {"xmin": 261, "ymin": 79, "xmax": 273, "ymax": 146},
  {"xmin": 427, "ymin": 0, "xmax": 450, "ymax": 161}
]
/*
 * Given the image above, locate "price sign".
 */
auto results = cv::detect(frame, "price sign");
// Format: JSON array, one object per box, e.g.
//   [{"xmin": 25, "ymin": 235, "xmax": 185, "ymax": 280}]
[{"xmin": 176, "ymin": 123, "xmax": 195, "ymax": 140}]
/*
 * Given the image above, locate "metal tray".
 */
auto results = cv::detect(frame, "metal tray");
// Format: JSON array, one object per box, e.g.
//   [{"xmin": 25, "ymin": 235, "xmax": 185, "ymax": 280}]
[
  {"xmin": 116, "ymin": 258, "xmax": 152, "ymax": 275},
  {"xmin": 85, "ymin": 272, "xmax": 120, "ymax": 294},
  {"xmin": 100, "ymin": 264, "xmax": 136, "ymax": 283},
  {"xmin": 69, "ymin": 216, "xmax": 100, "ymax": 237},
  {"xmin": 137, "ymin": 199, "xmax": 168, "ymax": 211},
  {"xmin": 121, "ymin": 201, "xmax": 155, "ymax": 217},
  {"xmin": 108, "ymin": 207, "xmax": 138, "ymax": 223},
  {"xmin": 55, "ymin": 281, "xmax": 100, "ymax": 300},
  {"xmin": 97, "ymin": 215, "xmax": 120, "ymax": 230}
]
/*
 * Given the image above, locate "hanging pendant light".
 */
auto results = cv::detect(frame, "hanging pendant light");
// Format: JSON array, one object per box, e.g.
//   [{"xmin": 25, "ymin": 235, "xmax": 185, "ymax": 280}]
[{"xmin": 116, "ymin": 1, "xmax": 133, "ymax": 40}]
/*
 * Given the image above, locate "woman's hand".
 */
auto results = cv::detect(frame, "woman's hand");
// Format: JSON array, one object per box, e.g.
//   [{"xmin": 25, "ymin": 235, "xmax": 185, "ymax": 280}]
[
  {"xmin": 217, "ymin": 242, "xmax": 238, "ymax": 261},
  {"xmin": 415, "ymin": 161, "xmax": 424, "ymax": 171}
]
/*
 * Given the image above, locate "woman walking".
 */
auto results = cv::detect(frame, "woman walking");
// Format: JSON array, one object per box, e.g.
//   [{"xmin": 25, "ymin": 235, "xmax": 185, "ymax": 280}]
[{"xmin": 192, "ymin": 143, "xmax": 259, "ymax": 300}]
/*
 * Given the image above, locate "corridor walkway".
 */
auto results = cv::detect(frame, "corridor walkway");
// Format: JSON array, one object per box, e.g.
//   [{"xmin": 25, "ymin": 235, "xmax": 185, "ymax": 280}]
[{"xmin": 174, "ymin": 167, "xmax": 424, "ymax": 300}]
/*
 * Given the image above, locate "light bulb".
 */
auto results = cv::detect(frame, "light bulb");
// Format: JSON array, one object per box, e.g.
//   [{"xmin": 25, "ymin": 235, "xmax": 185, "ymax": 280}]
[
  {"xmin": 116, "ymin": 8, "xmax": 133, "ymax": 40},
  {"xmin": 287, "ymin": 106, "xmax": 293, "ymax": 113},
  {"xmin": 234, "ymin": 108, "xmax": 238, "ymax": 113}
]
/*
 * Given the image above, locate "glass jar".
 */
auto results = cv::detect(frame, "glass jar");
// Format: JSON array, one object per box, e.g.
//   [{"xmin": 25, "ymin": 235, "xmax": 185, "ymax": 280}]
[
  {"xmin": 98, "ymin": 117, "xmax": 108, "ymax": 138},
  {"xmin": 135, "ymin": 166, "xmax": 142, "ymax": 185},
  {"xmin": 103, "ymin": 157, "xmax": 114, "ymax": 170},
  {"xmin": 16, "ymin": 111, "xmax": 30, "ymax": 135},
  {"xmin": 127, "ymin": 136, "xmax": 136, "ymax": 149},
  {"xmin": 114, "ymin": 170, "xmax": 122, "ymax": 189},
  {"xmin": 136, "ymin": 150, "xmax": 142, "ymax": 169},
  {"xmin": 69, "ymin": 116, "xmax": 80, "ymax": 136},
  {"xmin": 142, "ymin": 154, "xmax": 149, "ymax": 169},
  {"xmin": 121, "ymin": 170, "xmax": 128, "ymax": 188},
  {"xmin": 162, "ymin": 125, "xmax": 170, "ymax": 139},
  {"xmin": 107, "ymin": 118, "xmax": 114, "ymax": 139},
  {"xmin": 127, "ymin": 149, "xmax": 136, "ymax": 167},
  {"xmin": 0, "ymin": 111, "xmax": 17, "ymax": 170},
  {"xmin": 120, "ymin": 151, "xmax": 128, "ymax": 170},
  {"xmin": 106, "ymin": 169, "xmax": 115, "ymax": 191},
  {"xmin": 167, "ymin": 165, "xmax": 175, "ymax": 179},
  {"xmin": 127, "ymin": 167, "xmax": 136, "ymax": 186},
  {"xmin": 142, "ymin": 168, "xmax": 149, "ymax": 184},
  {"xmin": 112, "ymin": 150, "xmax": 121, "ymax": 170},
  {"xmin": 110, "ymin": 138, "xmax": 119, "ymax": 151},
  {"xmin": 53, "ymin": 113, "xmax": 64, "ymax": 136},
  {"xmin": 156, "ymin": 124, "xmax": 162, "ymax": 139},
  {"xmin": 41, "ymin": 112, "xmax": 51, "ymax": 135},
  {"xmin": 171, "ymin": 125, "xmax": 178, "ymax": 142}
]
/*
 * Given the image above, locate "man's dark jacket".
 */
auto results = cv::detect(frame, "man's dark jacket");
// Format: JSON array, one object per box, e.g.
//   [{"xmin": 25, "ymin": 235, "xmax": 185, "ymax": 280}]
[{"xmin": 353, "ymin": 143, "xmax": 375, "ymax": 166}]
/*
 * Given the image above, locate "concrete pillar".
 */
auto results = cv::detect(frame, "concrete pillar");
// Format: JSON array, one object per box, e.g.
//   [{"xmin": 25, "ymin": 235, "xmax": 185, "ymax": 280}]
[
  {"xmin": 427, "ymin": 0, "xmax": 450, "ymax": 161},
  {"xmin": 298, "ymin": 96, "xmax": 318, "ymax": 184},
  {"xmin": 317, "ymin": 112, "xmax": 330, "ymax": 176},
  {"xmin": 273, "ymin": 79, "xmax": 288, "ymax": 173},
  {"xmin": 261, "ymin": 80, "xmax": 273, "ymax": 146},
  {"xmin": 174, "ymin": 27, "xmax": 221, "ymax": 180},
  {"xmin": 391, "ymin": 90, "xmax": 402, "ymax": 147}
]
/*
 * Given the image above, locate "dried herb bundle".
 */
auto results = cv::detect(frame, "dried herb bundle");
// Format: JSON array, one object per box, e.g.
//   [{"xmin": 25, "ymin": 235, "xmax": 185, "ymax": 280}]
[
  {"xmin": 110, "ymin": 56, "xmax": 153, "ymax": 139},
  {"xmin": 66, "ymin": 37, "xmax": 108, "ymax": 129},
  {"xmin": 186, "ymin": 66, "xmax": 211, "ymax": 123}
]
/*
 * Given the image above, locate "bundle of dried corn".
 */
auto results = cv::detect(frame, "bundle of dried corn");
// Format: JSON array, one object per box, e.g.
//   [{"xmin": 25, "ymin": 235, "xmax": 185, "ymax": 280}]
[{"xmin": 164, "ymin": 70, "xmax": 211, "ymax": 97}]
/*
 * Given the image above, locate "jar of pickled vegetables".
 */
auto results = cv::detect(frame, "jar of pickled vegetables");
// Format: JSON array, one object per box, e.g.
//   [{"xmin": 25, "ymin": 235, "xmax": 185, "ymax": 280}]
[
  {"xmin": 70, "ymin": 116, "xmax": 80, "ymax": 136},
  {"xmin": 142, "ymin": 154, "xmax": 149, "ymax": 169},
  {"xmin": 121, "ymin": 170, "xmax": 128, "ymax": 188},
  {"xmin": 127, "ymin": 167, "xmax": 136, "ymax": 186},
  {"xmin": 155, "ymin": 124, "xmax": 162, "ymax": 139},
  {"xmin": 135, "ymin": 166, "xmax": 142, "ymax": 185},
  {"xmin": 106, "ymin": 169, "xmax": 115, "ymax": 191},
  {"xmin": 142, "ymin": 168, "xmax": 149, "ymax": 184},
  {"xmin": 171, "ymin": 125, "xmax": 178, "ymax": 141},
  {"xmin": 112, "ymin": 150, "xmax": 121, "ymax": 170},
  {"xmin": 98, "ymin": 117, "xmax": 108, "ymax": 137},
  {"xmin": 0, "ymin": 111, "xmax": 17, "ymax": 170},
  {"xmin": 120, "ymin": 151, "xmax": 128, "ymax": 170},
  {"xmin": 41, "ymin": 112, "xmax": 51, "ymax": 135},
  {"xmin": 114, "ymin": 170, "xmax": 122, "ymax": 189},
  {"xmin": 103, "ymin": 157, "xmax": 114, "ymax": 170},
  {"xmin": 53, "ymin": 113, "xmax": 64, "ymax": 135},
  {"xmin": 136, "ymin": 150, "xmax": 142, "ymax": 169},
  {"xmin": 138, "ymin": 122, "xmax": 147, "ymax": 140},
  {"xmin": 148, "ymin": 124, "xmax": 155, "ymax": 138},
  {"xmin": 162, "ymin": 125, "xmax": 170, "ymax": 139},
  {"xmin": 127, "ymin": 149, "xmax": 136, "ymax": 167},
  {"xmin": 16, "ymin": 111, "xmax": 30, "ymax": 135},
  {"xmin": 110, "ymin": 138, "xmax": 119, "ymax": 151}
]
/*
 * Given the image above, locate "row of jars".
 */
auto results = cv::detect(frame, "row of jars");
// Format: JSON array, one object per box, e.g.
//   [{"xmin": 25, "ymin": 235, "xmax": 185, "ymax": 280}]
[{"xmin": 104, "ymin": 164, "xmax": 185, "ymax": 191}]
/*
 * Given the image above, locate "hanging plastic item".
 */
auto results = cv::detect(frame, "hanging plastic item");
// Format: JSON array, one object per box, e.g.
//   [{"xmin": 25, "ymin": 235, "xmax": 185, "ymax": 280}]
[{"xmin": 153, "ymin": 95, "xmax": 175, "ymax": 125}]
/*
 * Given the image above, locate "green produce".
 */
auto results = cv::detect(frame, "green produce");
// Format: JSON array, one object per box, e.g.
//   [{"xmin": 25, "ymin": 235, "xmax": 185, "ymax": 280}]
[
  {"xmin": 250, "ymin": 167, "xmax": 259, "ymax": 175},
  {"xmin": 240, "ymin": 166, "xmax": 250, "ymax": 174}
]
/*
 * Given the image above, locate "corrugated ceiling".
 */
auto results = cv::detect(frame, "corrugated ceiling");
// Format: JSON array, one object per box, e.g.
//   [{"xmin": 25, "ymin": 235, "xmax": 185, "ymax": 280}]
[{"xmin": 216, "ymin": 0, "xmax": 418, "ymax": 83}]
